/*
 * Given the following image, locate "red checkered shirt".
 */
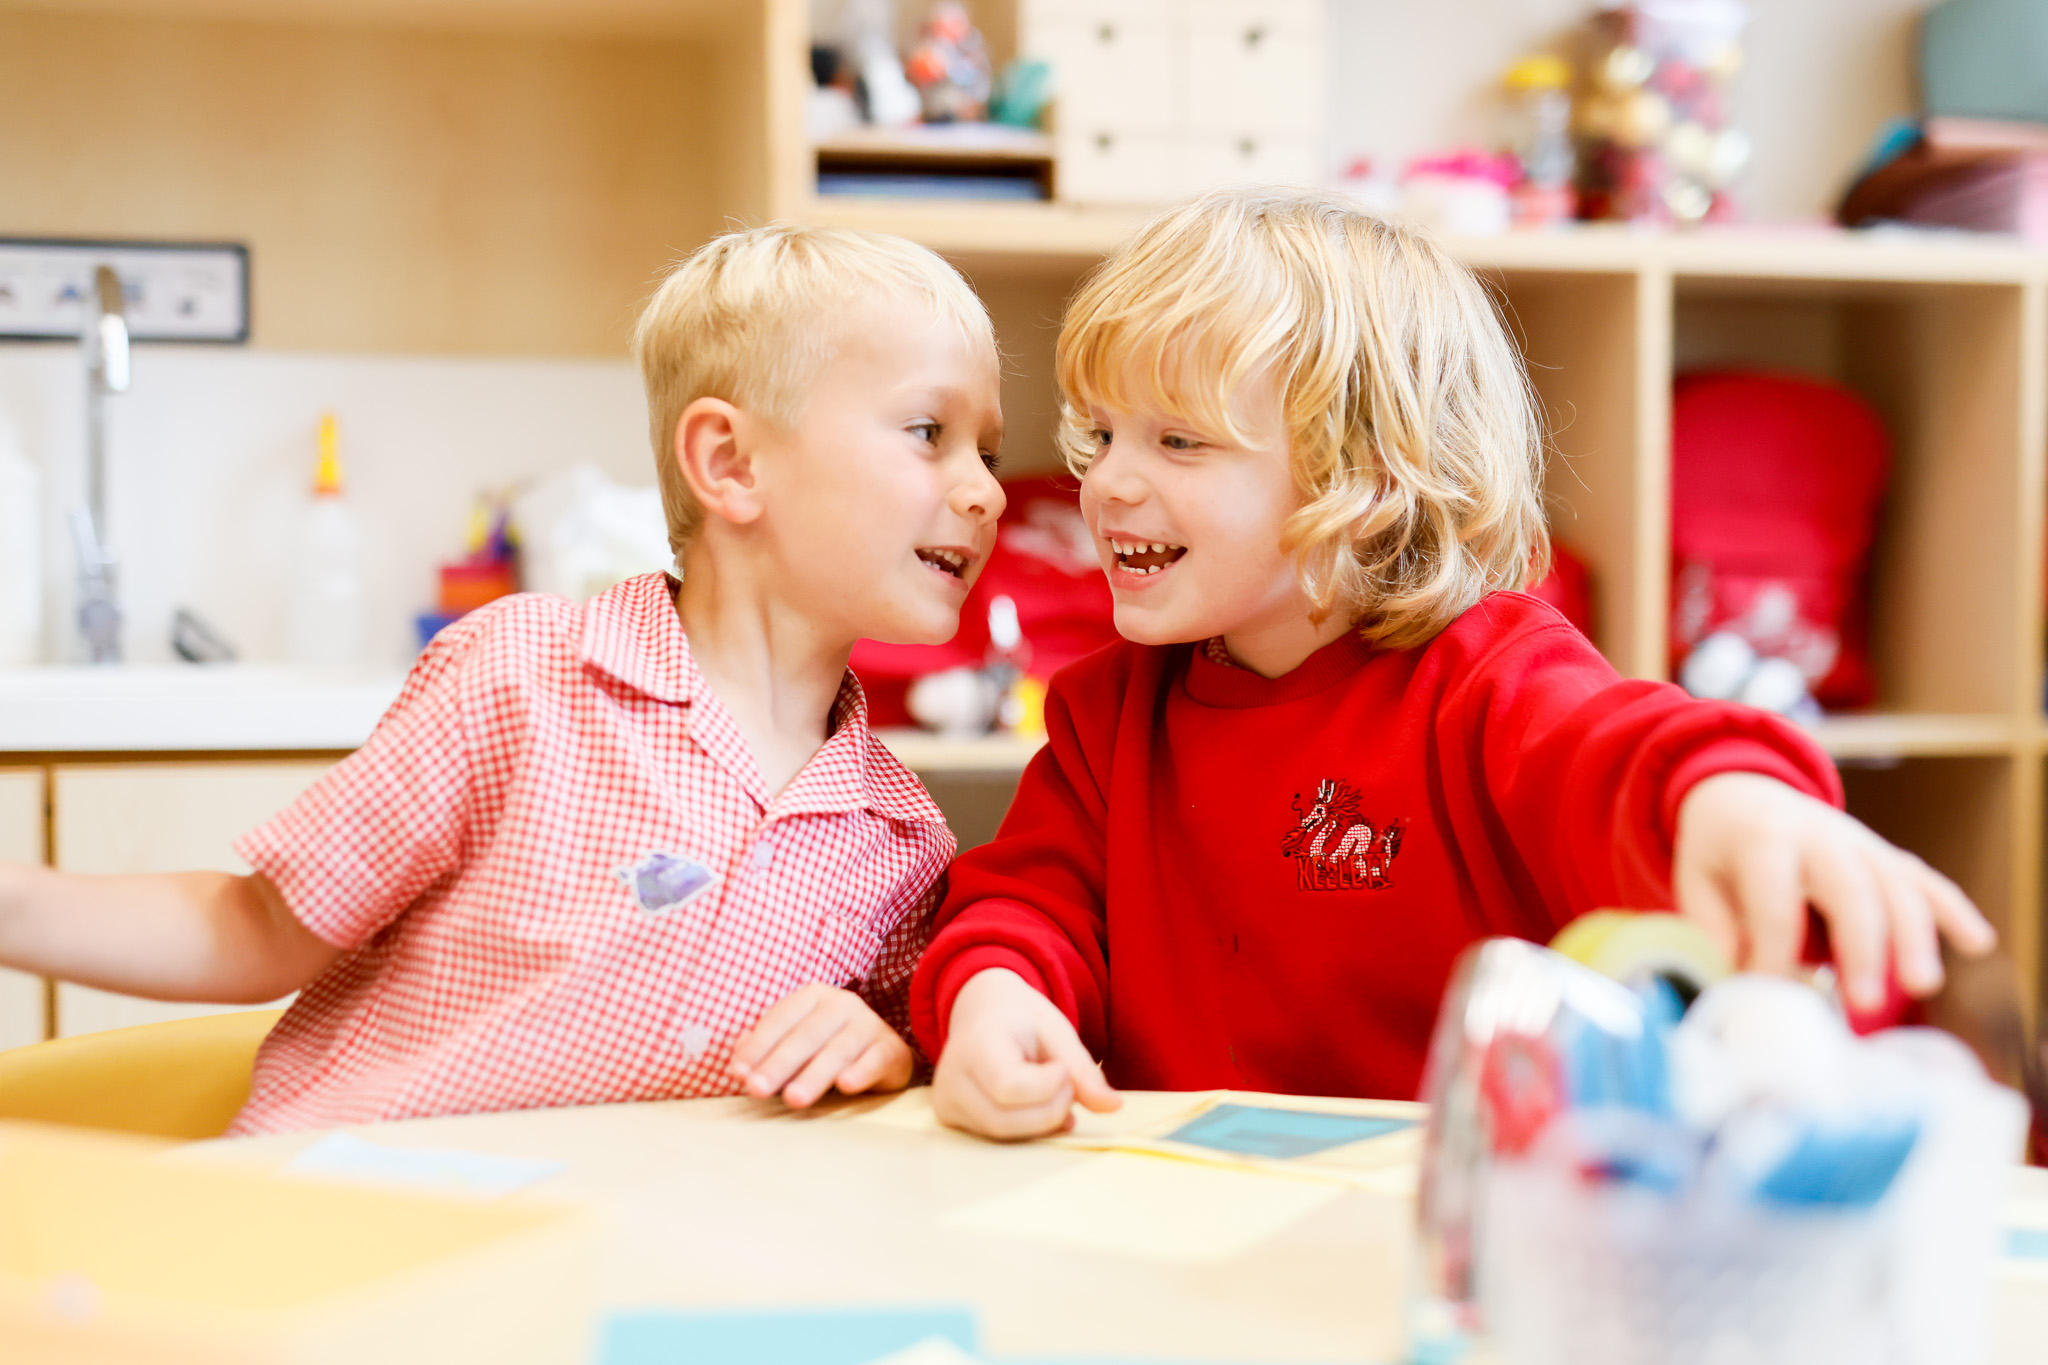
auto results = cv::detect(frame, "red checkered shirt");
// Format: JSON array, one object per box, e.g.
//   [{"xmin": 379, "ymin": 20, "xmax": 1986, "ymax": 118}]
[{"xmin": 230, "ymin": 573, "xmax": 953, "ymax": 1135}]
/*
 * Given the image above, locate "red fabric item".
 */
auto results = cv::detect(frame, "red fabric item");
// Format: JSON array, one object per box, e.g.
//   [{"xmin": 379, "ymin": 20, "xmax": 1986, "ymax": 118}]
[
  {"xmin": 1525, "ymin": 541, "xmax": 1594, "ymax": 639},
  {"xmin": 853, "ymin": 476, "xmax": 1118, "ymax": 726},
  {"xmin": 908, "ymin": 592, "xmax": 1841, "ymax": 1101},
  {"xmin": 232, "ymin": 574, "xmax": 952, "ymax": 1134},
  {"xmin": 1670, "ymin": 371, "xmax": 1890, "ymax": 708}
]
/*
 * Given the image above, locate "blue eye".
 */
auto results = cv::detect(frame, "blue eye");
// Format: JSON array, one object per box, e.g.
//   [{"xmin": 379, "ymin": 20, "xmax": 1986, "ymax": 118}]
[
  {"xmin": 1090, "ymin": 428, "xmax": 1113, "ymax": 449},
  {"xmin": 910, "ymin": 421, "xmax": 941, "ymax": 444}
]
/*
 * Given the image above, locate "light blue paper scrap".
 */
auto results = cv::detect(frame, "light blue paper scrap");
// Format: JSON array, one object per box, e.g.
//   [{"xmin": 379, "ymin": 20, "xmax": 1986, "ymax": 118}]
[
  {"xmin": 284, "ymin": 1131, "xmax": 565, "ymax": 1199},
  {"xmin": 1165, "ymin": 1103, "xmax": 1416, "ymax": 1160},
  {"xmin": 598, "ymin": 1306, "xmax": 978, "ymax": 1365},
  {"xmin": 2007, "ymin": 1226, "xmax": 2048, "ymax": 1260}
]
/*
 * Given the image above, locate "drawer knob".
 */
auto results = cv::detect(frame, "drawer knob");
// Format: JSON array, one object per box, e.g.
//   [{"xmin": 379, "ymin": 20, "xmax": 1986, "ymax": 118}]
[
  {"xmin": 1238, "ymin": 138, "xmax": 1258, "ymax": 158},
  {"xmin": 1245, "ymin": 25, "xmax": 1266, "ymax": 48},
  {"xmin": 1096, "ymin": 132, "xmax": 1116, "ymax": 152},
  {"xmin": 1096, "ymin": 22, "xmax": 1116, "ymax": 43}
]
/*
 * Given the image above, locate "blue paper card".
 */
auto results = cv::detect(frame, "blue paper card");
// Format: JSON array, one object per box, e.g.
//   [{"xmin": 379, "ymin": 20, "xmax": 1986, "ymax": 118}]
[
  {"xmin": 598, "ymin": 1306, "xmax": 978, "ymax": 1365},
  {"xmin": 1164, "ymin": 1104, "xmax": 1416, "ymax": 1160},
  {"xmin": 2007, "ymin": 1226, "xmax": 2048, "ymax": 1260},
  {"xmin": 284, "ymin": 1132, "xmax": 565, "ymax": 1199}
]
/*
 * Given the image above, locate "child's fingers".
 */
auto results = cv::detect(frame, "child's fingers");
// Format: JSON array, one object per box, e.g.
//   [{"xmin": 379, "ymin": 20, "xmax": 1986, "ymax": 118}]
[
  {"xmin": 1673, "ymin": 856, "xmax": 1741, "ymax": 966},
  {"xmin": 779, "ymin": 1021, "xmax": 879, "ymax": 1108},
  {"xmin": 834, "ymin": 1035, "xmax": 913, "ymax": 1096},
  {"xmin": 1038, "ymin": 1022, "xmax": 1120, "ymax": 1114},
  {"xmin": 1730, "ymin": 838, "xmax": 1806, "ymax": 977},
  {"xmin": 1914, "ymin": 856, "xmax": 1997, "ymax": 957},
  {"xmin": 1802, "ymin": 837, "xmax": 1888, "ymax": 1011},
  {"xmin": 729, "ymin": 984, "xmax": 826, "ymax": 1078},
  {"xmin": 1876, "ymin": 852, "xmax": 1943, "ymax": 998},
  {"xmin": 741, "ymin": 995, "xmax": 857, "ymax": 1098},
  {"xmin": 962, "ymin": 1062, "xmax": 1076, "ymax": 1139}
]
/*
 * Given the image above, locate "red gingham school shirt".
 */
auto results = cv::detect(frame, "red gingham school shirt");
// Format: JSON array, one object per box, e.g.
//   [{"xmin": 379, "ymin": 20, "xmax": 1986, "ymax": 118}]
[{"xmin": 229, "ymin": 573, "xmax": 954, "ymax": 1135}]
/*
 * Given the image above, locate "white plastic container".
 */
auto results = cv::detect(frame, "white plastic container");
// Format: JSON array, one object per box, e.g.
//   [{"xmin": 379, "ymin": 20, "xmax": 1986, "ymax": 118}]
[
  {"xmin": 0, "ymin": 416, "xmax": 42, "ymax": 667},
  {"xmin": 287, "ymin": 413, "xmax": 365, "ymax": 672}
]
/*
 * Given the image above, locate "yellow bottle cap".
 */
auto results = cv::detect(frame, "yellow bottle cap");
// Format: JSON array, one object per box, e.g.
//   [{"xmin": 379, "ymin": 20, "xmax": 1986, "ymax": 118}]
[
  {"xmin": 314, "ymin": 413, "xmax": 343, "ymax": 497},
  {"xmin": 1505, "ymin": 54, "xmax": 1571, "ymax": 91}
]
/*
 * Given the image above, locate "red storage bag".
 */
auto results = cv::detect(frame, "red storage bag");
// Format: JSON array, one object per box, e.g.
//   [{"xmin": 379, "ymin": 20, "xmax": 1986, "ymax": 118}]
[
  {"xmin": 1669, "ymin": 371, "xmax": 1890, "ymax": 710},
  {"xmin": 852, "ymin": 476, "xmax": 1120, "ymax": 727}
]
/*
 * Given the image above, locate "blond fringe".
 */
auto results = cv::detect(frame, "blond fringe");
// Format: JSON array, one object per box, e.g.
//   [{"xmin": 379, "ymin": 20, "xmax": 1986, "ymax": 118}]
[{"xmin": 1055, "ymin": 187, "xmax": 1549, "ymax": 649}]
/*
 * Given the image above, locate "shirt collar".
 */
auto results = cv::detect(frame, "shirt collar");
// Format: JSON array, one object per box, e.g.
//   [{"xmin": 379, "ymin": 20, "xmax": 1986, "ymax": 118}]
[
  {"xmin": 578, "ymin": 574, "xmax": 945, "ymax": 825},
  {"xmin": 579, "ymin": 572, "xmax": 697, "ymax": 705}
]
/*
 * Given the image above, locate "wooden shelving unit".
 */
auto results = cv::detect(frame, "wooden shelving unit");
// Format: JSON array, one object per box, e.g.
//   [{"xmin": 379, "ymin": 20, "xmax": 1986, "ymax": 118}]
[
  {"xmin": 760, "ymin": 0, "xmax": 2048, "ymax": 1009},
  {"xmin": 13, "ymin": 0, "xmax": 2046, "ymax": 1010}
]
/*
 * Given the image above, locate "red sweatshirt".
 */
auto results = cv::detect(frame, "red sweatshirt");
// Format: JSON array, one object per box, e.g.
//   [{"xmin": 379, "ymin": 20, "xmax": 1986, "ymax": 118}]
[{"xmin": 909, "ymin": 592, "xmax": 1841, "ymax": 1101}]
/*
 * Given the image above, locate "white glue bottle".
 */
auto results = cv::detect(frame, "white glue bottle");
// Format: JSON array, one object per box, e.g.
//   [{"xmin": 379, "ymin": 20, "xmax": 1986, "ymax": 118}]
[
  {"xmin": 0, "ymin": 415, "xmax": 42, "ymax": 667},
  {"xmin": 287, "ymin": 412, "xmax": 364, "ymax": 671}
]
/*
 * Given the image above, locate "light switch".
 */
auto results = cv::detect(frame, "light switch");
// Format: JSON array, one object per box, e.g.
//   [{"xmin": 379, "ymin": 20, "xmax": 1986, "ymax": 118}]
[{"xmin": 0, "ymin": 238, "xmax": 249, "ymax": 343}]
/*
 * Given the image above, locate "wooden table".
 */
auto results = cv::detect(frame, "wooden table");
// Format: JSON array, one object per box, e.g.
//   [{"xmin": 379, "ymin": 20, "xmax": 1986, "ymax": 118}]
[{"xmin": 212, "ymin": 1089, "xmax": 2048, "ymax": 1364}]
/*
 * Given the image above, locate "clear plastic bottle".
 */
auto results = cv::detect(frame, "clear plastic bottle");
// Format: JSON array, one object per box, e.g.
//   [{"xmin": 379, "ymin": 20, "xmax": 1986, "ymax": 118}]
[
  {"xmin": 287, "ymin": 413, "xmax": 364, "ymax": 671},
  {"xmin": 0, "ymin": 415, "xmax": 42, "ymax": 667}
]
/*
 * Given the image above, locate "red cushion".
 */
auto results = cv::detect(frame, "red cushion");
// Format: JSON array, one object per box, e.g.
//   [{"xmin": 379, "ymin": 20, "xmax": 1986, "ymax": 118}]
[{"xmin": 1670, "ymin": 371, "xmax": 1890, "ymax": 709}]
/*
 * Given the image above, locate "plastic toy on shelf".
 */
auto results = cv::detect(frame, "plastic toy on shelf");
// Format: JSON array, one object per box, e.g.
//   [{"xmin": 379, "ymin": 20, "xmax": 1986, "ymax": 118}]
[{"xmin": 1575, "ymin": 0, "xmax": 1751, "ymax": 225}]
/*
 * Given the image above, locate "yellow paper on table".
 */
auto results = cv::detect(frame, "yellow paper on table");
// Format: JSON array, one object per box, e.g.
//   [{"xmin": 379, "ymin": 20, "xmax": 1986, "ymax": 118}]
[
  {"xmin": 942, "ymin": 1151, "xmax": 1343, "ymax": 1264},
  {"xmin": 0, "ymin": 1120, "xmax": 592, "ymax": 1365}
]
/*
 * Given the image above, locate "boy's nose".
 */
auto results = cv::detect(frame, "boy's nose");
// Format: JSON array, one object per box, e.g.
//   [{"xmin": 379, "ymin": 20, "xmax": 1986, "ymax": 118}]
[{"xmin": 954, "ymin": 462, "xmax": 1006, "ymax": 523}]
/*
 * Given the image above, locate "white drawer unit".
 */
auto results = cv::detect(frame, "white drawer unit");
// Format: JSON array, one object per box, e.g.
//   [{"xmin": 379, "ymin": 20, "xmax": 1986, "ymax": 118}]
[
  {"xmin": 1186, "ymin": 16, "xmax": 1323, "ymax": 136},
  {"xmin": 1024, "ymin": 0, "xmax": 1326, "ymax": 206},
  {"xmin": 51, "ymin": 761, "xmax": 332, "ymax": 1038},
  {"xmin": 0, "ymin": 769, "xmax": 45, "ymax": 1050},
  {"xmin": 1055, "ymin": 129, "xmax": 1188, "ymax": 205},
  {"xmin": 1030, "ymin": 18, "xmax": 1181, "ymax": 136},
  {"xmin": 1183, "ymin": 135, "xmax": 1321, "ymax": 192}
]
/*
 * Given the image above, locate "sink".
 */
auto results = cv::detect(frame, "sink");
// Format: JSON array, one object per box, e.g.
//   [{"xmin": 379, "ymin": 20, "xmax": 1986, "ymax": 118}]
[{"xmin": 0, "ymin": 666, "xmax": 406, "ymax": 753}]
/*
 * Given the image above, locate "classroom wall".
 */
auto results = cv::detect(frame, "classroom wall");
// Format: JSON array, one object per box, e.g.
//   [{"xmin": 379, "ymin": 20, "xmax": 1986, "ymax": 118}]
[
  {"xmin": 0, "ymin": 7, "xmax": 732, "ymax": 356},
  {"xmin": 1328, "ymin": 0, "xmax": 1936, "ymax": 223}
]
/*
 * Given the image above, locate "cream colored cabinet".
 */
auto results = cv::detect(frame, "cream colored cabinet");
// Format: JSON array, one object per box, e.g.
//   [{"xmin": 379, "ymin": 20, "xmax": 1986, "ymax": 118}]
[
  {"xmin": 50, "ymin": 762, "xmax": 333, "ymax": 1038},
  {"xmin": 0, "ymin": 769, "xmax": 46, "ymax": 1050}
]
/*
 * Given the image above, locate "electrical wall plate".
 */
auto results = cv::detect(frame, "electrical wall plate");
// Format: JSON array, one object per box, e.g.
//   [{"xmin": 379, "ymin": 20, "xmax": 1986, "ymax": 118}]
[{"xmin": 0, "ymin": 238, "xmax": 249, "ymax": 343}]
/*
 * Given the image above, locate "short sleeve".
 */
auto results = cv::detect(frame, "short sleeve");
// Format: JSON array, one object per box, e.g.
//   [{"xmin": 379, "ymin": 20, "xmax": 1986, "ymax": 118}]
[{"xmin": 234, "ymin": 619, "xmax": 485, "ymax": 950}]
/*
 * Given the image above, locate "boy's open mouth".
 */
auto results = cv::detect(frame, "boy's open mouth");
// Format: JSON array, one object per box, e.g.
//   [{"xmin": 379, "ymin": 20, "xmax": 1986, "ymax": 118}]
[
  {"xmin": 1109, "ymin": 539, "xmax": 1187, "ymax": 575},
  {"xmin": 915, "ymin": 547, "xmax": 970, "ymax": 579}
]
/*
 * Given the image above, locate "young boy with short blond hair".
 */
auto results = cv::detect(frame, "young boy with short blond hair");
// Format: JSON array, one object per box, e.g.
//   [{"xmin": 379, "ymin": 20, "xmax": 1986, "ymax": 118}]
[
  {"xmin": 0, "ymin": 224, "xmax": 1008, "ymax": 1133},
  {"xmin": 914, "ymin": 188, "xmax": 1996, "ymax": 1139}
]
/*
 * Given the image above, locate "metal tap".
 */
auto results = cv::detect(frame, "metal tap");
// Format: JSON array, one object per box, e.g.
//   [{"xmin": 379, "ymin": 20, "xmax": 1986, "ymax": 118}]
[{"xmin": 75, "ymin": 264, "xmax": 127, "ymax": 663}]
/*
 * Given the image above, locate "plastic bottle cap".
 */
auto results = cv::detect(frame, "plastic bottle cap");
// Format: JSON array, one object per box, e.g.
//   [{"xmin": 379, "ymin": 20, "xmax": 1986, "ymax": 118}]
[
  {"xmin": 314, "ymin": 412, "xmax": 344, "ymax": 497},
  {"xmin": 1505, "ymin": 55, "xmax": 1572, "ymax": 91}
]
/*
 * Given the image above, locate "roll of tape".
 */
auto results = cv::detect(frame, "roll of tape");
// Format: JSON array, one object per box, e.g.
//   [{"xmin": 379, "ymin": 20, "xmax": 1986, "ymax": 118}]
[{"xmin": 1549, "ymin": 910, "xmax": 1730, "ymax": 1002}]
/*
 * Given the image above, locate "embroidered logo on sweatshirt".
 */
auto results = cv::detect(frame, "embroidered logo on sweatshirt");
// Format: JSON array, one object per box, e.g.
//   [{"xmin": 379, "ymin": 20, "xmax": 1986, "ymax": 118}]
[
  {"xmin": 615, "ymin": 852, "xmax": 716, "ymax": 918},
  {"xmin": 1282, "ymin": 779, "xmax": 1405, "ymax": 891}
]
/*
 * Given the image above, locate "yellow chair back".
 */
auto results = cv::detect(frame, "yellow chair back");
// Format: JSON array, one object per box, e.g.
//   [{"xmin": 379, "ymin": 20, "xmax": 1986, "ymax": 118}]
[{"xmin": 0, "ymin": 1009, "xmax": 286, "ymax": 1141}]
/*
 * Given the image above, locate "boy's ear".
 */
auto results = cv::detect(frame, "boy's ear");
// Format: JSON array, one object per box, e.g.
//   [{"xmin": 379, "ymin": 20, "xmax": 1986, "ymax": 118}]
[{"xmin": 674, "ymin": 396, "xmax": 766, "ymax": 527}]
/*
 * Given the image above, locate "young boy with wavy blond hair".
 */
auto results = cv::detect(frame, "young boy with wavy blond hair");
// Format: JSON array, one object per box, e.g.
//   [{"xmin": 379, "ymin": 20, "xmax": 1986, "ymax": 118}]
[
  {"xmin": 0, "ymin": 225, "xmax": 1007, "ymax": 1132},
  {"xmin": 910, "ymin": 187, "xmax": 1996, "ymax": 1139}
]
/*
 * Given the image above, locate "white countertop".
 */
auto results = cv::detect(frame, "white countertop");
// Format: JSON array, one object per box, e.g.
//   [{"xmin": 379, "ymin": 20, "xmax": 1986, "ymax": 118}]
[
  {"xmin": 0, "ymin": 666, "xmax": 407, "ymax": 753},
  {"xmin": 0, "ymin": 670, "xmax": 1049, "ymax": 769}
]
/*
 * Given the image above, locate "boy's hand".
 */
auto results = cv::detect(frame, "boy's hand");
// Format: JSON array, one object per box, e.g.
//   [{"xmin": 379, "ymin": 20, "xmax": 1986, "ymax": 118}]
[
  {"xmin": 1673, "ymin": 772, "xmax": 1998, "ymax": 1012},
  {"xmin": 931, "ymin": 967, "xmax": 1121, "ymax": 1140},
  {"xmin": 729, "ymin": 984, "xmax": 913, "ymax": 1108}
]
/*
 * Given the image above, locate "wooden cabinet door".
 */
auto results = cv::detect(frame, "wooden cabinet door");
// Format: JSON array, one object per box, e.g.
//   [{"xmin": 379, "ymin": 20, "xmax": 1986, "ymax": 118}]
[
  {"xmin": 0, "ymin": 769, "xmax": 46, "ymax": 1050},
  {"xmin": 50, "ymin": 761, "xmax": 334, "ymax": 1038}
]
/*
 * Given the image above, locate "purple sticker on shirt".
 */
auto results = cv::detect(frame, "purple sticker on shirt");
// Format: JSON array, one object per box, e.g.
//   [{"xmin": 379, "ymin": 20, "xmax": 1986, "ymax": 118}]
[{"xmin": 615, "ymin": 852, "xmax": 715, "ymax": 918}]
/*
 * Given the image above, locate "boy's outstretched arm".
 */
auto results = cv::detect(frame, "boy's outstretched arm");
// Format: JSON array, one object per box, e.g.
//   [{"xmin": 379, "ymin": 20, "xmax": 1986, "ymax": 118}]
[
  {"xmin": 1674, "ymin": 771, "xmax": 1997, "ymax": 1012},
  {"xmin": 0, "ymin": 863, "xmax": 338, "ymax": 1004}
]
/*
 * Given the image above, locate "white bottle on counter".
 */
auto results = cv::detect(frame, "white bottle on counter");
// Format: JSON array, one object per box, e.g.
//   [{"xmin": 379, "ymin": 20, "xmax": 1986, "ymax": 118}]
[
  {"xmin": 287, "ymin": 412, "xmax": 364, "ymax": 671},
  {"xmin": 0, "ymin": 416, "xmax": 42, "ymax": 667}
]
